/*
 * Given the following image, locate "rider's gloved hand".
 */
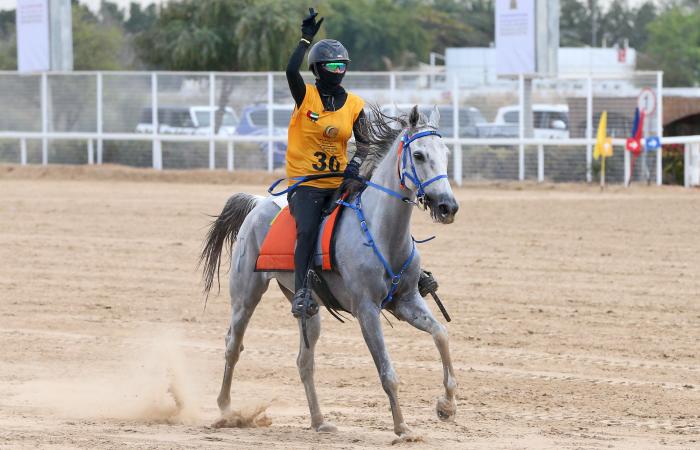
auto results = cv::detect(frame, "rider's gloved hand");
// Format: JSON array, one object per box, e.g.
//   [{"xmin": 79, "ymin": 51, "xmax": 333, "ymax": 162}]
[
  {"xmin": 301, "ymin": 7, "xmax": 324, "ymax": 42},
  {"xmin": 340, "ymin": 157, "xmax": 364, "ymax": 197}
]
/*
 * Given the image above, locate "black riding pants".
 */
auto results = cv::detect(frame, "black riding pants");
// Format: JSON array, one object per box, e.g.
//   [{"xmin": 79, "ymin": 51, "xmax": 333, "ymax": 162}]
[{"xmin": 288, "ymin": 186, "xmax": 336, "ymax": 291}]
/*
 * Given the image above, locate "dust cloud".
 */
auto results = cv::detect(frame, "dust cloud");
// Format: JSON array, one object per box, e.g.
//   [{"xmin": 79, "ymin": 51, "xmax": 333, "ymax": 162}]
[{"xmin": 16, "ymin": 331, "xmax": 202, "ymax": 424}]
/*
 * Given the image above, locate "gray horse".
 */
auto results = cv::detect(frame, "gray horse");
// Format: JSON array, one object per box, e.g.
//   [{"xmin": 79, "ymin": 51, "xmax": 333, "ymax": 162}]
[{"xmin": 200, "ymin": 105, "xmax": 459, "ymax": 438}]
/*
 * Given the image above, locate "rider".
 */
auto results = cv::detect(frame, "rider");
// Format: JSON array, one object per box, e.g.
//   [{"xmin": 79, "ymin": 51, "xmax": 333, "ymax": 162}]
[
  {"xmin": 285, "ymin": 8, "xmax": 443, "ymax": 319},
  {"xmin": 285, "ymin": 8, "xmax": 368, "ymax": 317}
]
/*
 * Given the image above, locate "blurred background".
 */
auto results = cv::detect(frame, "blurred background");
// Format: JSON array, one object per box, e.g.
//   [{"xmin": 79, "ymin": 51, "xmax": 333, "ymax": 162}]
[{"xmin": 0, "ymin": 0, "xmax": 698, "ymax": 186}]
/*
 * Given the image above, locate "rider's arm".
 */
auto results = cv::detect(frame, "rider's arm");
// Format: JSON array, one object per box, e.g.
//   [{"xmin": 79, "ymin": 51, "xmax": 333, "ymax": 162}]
[
  {"xmin": 351, "ymin": 110, "xmax": 370, "ymax": 166},
  {"xmin": 286, "ymin": 40, "xmax": 310, "ymax": 108}
]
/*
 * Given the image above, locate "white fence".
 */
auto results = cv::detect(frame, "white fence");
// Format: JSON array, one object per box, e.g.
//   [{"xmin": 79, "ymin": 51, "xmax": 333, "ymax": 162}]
[{"xmin": 0, "ymin": 70, "xmax": 675, "ymax": 185}]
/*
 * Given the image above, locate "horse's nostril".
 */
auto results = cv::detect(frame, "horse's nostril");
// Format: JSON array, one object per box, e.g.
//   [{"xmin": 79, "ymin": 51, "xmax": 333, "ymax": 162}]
[{"xmin": 438, "ymin": 203, "xmax": 450, "ymax": 216}]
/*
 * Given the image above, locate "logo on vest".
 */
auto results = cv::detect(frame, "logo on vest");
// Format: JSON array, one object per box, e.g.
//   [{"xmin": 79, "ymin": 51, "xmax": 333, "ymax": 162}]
[
  {"xmin": 323, "ymin": 126, "xmax": 339, "ymax": 138},
  {"xmin": 306, "ymin": 110, "xmax": 319, "ymax": 122}
]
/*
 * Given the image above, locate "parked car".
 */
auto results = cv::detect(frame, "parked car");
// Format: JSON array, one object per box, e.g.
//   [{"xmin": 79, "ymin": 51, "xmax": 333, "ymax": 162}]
[
  {"xmin": 135, "ymin": 106, "xmax": 238, "ymax": 135},
  {"xmin": 491, "ymin": 104, "xmax": 570, "ymax": 139},
  {"xmin": 379, "ymin": 104, "xmax": 488, "ymax": 138},
  {"xmin": 236, "ymin": 104, "xmax": 294, "ymax": 164}
]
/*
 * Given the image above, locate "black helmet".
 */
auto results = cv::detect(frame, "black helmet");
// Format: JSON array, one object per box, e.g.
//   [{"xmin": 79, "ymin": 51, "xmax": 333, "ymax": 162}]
[{"xmin": 308, "ymin": 39, "xmax": 350, "ymax": 71}]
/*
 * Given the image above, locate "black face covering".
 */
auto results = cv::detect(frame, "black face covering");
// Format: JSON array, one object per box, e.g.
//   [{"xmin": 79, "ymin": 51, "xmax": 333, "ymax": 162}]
[{"xmin": 314, "ymin": 63, "xmax": 346, "ymax": 97}]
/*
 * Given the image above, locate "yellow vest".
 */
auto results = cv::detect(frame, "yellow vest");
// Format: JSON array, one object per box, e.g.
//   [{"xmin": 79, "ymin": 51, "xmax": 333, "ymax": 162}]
[{"xmin": 286, "ymin": 84, "xmax": 365, "ymax": 189}]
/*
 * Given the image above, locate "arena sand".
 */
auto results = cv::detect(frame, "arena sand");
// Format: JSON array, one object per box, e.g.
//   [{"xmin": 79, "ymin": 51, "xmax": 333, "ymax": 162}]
[{"xmin": 0, "ymin": 165, "xmax": 698, "ymax": 448}]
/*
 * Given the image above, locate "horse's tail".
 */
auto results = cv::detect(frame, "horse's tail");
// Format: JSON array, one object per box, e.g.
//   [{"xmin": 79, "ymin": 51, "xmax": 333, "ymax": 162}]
[{"xmin": 199, "ymin": 193, "xmax": 259, "ymax": 298}]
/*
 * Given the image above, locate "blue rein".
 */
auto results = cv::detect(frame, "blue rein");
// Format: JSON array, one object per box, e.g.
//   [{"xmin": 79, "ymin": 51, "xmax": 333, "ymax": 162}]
[
  {"xmin": 337, "ymin": 193, "xmax": 416, "ymax": 309},
  {"xmin": 268, "ymin": 129, "xmax": 447, "ymax": 309}
]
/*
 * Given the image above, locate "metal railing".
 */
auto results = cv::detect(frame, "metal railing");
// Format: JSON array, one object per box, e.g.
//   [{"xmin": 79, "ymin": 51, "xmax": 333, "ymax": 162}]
[{"xmin": 0, "ymin": 70, "xmax": 668, "ymax": 185}]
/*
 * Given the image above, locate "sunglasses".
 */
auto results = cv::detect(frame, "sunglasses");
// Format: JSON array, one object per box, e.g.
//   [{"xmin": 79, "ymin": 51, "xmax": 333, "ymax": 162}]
[{"xmin": 322, "ymin": 62, "xmax": 347, "ymax": 74}]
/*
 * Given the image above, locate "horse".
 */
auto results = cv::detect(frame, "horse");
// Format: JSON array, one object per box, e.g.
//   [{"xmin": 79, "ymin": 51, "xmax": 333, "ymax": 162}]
[{"xmin": 199, "ymin": 105, "xmax": 459, "ymax": 438}]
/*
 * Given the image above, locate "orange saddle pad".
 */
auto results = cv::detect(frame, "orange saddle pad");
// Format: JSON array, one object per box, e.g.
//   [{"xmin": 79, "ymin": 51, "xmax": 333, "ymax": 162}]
[{"xmin": 255, "ymin": 204, "xmax": 343, "ymax": 272}]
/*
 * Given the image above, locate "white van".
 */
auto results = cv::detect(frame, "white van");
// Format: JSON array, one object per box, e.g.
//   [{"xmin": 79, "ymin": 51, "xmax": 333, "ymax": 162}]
[
  {"xmin": 493, "ymin": 104, "xmax": 569, "ymax": 139},
  {"xmin": 136, "ymin": 106, "xmax": 239, "ymax": 135}
]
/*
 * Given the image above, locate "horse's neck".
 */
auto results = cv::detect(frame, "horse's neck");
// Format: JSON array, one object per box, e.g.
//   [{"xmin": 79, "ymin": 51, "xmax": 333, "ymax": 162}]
[{"xmin": 361, "ymin": 135, "xmax": 414, "ymax": 256}]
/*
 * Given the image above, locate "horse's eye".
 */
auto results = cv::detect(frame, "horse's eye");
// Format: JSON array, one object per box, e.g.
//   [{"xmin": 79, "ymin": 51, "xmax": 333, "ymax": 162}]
[{"xmin": 413, "ymin": 152, "xmax": 425, "ymax": 162}]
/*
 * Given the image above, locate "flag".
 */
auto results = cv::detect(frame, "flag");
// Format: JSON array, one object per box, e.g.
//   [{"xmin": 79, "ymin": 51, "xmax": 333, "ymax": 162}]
[
  {"xmin": 631, "ymin": 107, "xmax": 640, "ymax": 137},
  {"xmin": 626, "ymin": 137, "xmax": 642, "ymax": 155},
  {"xmin": 594, "ymin": 111, "xmax": 609, "ymax": 160},
  {"xmin": 645, "ymin": 136, "xmax": 661, "ymax": 151},
  {"xmin": 602, "ymin": 137, "xmax": 613, "ymax": 157},
  {"xmin": 636, "ymin": 111, "xmax": 645, "ymax": 141}
]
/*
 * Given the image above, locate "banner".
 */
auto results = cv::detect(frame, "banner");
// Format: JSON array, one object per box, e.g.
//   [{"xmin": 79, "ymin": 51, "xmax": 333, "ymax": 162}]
[
  {"xmin": 17, "ymin": 0, "xmax": 50, "ymax": 73},
  {"xmin": 495, "ymin": 0, "xmax": 535, "ymax": 75}
]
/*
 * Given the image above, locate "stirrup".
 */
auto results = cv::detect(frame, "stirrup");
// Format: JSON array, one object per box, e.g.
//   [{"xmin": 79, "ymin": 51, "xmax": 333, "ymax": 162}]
[
  {"xmin": 291, "ymin": 288, "xmax": 319, "ymax": 319},
  {"xmin": 418, "ymin": 270, "xmax": 451, "ymax": 323},
  {"xmin": 418, "ymin": 270, "xmax": 439, "ymax": 297}
]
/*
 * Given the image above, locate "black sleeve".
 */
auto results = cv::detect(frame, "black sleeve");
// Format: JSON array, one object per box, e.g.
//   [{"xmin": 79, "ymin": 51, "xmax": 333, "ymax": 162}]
[
  {"xmin": 286, "ymin": 41, "xmax": 310, "ymax": 108},
  {"xmin": 352, "ymin": 109, "xmax": 370, "ymax": 163}
]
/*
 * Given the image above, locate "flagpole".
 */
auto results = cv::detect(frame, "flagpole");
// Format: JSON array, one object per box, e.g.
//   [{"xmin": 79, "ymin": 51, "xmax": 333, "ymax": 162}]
[{"xmin": 601, "ymin": 154, "xmax": 606, "ymax": 189}]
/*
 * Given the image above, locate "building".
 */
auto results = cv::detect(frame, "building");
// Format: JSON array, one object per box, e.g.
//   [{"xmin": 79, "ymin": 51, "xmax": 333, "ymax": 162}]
[{"xmin": 445, "ymin": 47, "xmax": 636, "ymax": 87}]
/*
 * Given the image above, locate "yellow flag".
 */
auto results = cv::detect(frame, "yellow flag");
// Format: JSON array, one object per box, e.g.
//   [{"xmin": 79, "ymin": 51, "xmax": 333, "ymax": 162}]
[
  {"xmin": 602, "ymin": 137, "xmax": 613, "ymax": 157},
  {"xmin": 593, "ymin": 111, "xmax": 608, "ymax": 161}
]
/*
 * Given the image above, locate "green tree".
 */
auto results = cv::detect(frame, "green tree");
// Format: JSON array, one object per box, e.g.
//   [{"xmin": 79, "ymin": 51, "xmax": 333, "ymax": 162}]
[
  {"xmin": 99, "ymin": 0, "xmax": 125, "ymax": 26},
  {"xmin": 558, "ymin": 0, "xmax": 658, "ymax": 49},
  {"xmin": 325, "ymin": 0, "xmax": 431, "ymax": 70},
  {"xmin": 642, "ymin": 5, "xmax": 700, "ymax": 86},
  {"xmin": 600, "ymin": 0, "xmax": 635, "ymax": 47},
  {"xmin": 72, "ymin": 2, "xmax": 126, "ymax": 70},
  {"xmin": 629, "ymin": 1, "xmax": 657, "ymax": 50},
  {"xmin": 125, "ymin": 3, "xmax": 157, "ymax": 34},
  {"xmin": 559, "ymin": 0, "xmax": 600, "ymax": 47},
  {"xmin": 0, "ymin": 9, "xmax": 16, "ymax": 70},
  {"xmin": 423, "ymin": 0, "xmax": 494, "ymax": 53},
  {"xmin": 136, "ymin": 0, "xmax": 303, "ymax": 130},
  {"xmin": 137, "ymin": 0, "xmax": 303, "ymax": 71}
]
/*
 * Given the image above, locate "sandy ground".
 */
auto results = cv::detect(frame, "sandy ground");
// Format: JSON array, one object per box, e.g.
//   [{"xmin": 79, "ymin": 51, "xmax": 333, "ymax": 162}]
[{"xmin": 0, "ymin": 165, "xmax": 698, "ymax": 449}]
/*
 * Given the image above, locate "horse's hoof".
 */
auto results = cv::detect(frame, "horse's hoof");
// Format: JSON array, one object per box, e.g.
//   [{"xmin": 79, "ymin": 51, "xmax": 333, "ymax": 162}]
[
  {"xmin": 391, "ymin": 430, "xmax": 423, "ymax": 444},
  {"xmin": 314, "ymin": 421, "xmax": 337, "ymax": 433},
  {"xmin": 217, "ymin": 396, "xmax": 230, "ymax": 414},
  {"xmin": 436, "ymin": 396, "xmax": 456, "ymax": 422}
]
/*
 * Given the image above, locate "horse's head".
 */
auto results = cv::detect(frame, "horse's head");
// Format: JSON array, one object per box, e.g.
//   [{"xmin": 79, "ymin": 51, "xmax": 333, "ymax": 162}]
[{"xmin": 401, "ymin": 105, "xmax": 459, "ymax": 224}]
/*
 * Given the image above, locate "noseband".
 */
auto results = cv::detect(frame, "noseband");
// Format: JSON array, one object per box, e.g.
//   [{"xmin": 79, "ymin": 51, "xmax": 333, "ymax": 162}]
[{"xmin": 397, "ymin": 130, "xmax": 449, "ymax": 203}]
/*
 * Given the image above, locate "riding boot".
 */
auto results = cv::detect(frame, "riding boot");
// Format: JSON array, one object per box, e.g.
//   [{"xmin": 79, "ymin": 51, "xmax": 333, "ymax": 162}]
[{"xmin": 291, "ymin": 287, "xmax": 319, "ymax": 319}]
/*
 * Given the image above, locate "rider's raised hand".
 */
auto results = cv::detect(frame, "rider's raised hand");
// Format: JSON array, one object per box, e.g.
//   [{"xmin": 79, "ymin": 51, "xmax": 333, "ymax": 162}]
[{"xmin": 301, "ymin": 7, "xmax": 324, "ymax": 41}]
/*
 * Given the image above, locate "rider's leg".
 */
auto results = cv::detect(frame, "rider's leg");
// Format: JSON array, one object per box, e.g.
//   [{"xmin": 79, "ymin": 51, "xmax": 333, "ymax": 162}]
[{"xmin": 288, "ymin": 186, "xmax": 335, "ymax": 316}]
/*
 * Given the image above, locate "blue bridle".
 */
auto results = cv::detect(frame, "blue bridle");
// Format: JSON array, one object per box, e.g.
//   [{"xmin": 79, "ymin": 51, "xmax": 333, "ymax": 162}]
[
  {"xmin": 362, "ymin": 129, "xmax": 448, "ymax": 206},
  {"xmin": 268, "ymin": 128, "xmax": 449, "ymax": 309},
  {"xmin": 339, "ymin": 129, "xmax": 448, "ymax": 308},
  {"xmin": 398, "ymin": 130, "xmax": 448, "ymax": 201}
]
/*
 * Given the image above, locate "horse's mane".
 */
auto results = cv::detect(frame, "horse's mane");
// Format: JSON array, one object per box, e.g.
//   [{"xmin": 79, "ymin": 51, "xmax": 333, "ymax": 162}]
[{"xmin": 358, "ymin": 104, "xmax": 410, "ymax": 178}]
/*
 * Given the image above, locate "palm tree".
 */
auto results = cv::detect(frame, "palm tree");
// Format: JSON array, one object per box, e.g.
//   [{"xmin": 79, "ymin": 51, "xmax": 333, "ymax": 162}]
[{"xmin": 136, "ymin": 0, "xmax": 302, "ymax": 132}]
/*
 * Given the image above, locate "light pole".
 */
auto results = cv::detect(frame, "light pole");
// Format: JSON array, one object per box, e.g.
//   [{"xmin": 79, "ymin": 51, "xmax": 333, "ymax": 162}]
[{"xmin": 590, "ymin": 0, "xmax": 597, "ymax": 47}]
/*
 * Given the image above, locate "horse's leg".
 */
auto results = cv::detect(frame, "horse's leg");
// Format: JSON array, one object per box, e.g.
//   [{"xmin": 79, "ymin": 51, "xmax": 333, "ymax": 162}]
[
  {"xmin": 278, "ymin": 285, "xmax": 336, "ymax": 432},
  {"xmin": 217, "ymin": 271, "xmax": 269, "ymax": 413},
  {"xmin": 392, "ymin": 291, "xmax": 457, "ymax": 421},
  {"xmin": 357, "ymin": 302, "xmax": 412, "ymax": 437},
  {"xmin": 297, "ymin": 314, "xmax": 337, "ymax": 432}
]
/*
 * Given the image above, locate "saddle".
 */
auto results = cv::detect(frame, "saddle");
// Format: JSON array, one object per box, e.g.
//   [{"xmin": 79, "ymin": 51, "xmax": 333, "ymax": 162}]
[{"xmin": 255, "ymin": 197, "xmax": 344, "ymax": 273}]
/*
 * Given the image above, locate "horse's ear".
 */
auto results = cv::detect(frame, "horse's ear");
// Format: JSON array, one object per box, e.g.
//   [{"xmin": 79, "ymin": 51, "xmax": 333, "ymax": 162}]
[
  {"xmin": 409, "ymin": 105, "xmax": 420, "ymax": 128},
  {"xmin": 428, "ymin": 105, "xmax": 440, "ymax": 129}
]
